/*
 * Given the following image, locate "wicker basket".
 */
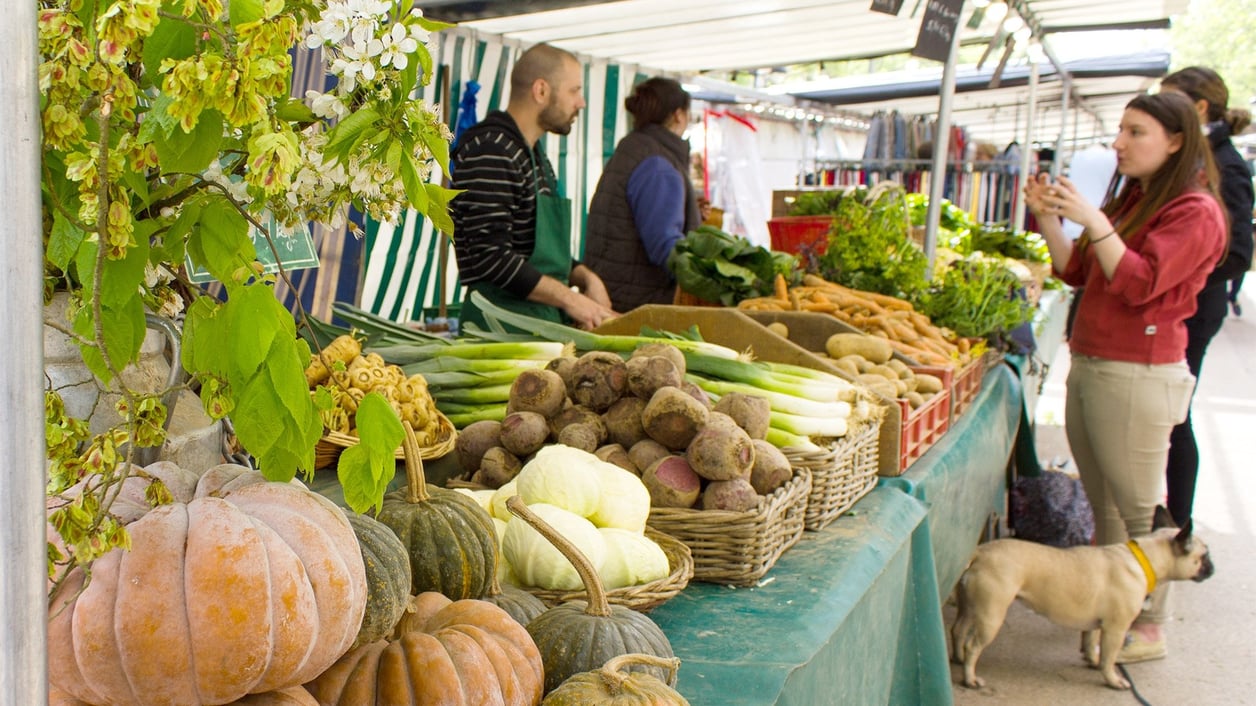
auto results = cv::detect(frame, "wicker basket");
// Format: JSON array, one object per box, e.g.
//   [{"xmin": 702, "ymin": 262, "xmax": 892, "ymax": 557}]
[
  {"xmin": 520, "ymin": 528, "xmax": 694, "ymax": 613},
  {"xmin": 786, "ymin": 419, "xmax": 882, "ymax": 531},
  {"xmin": 646, "ymin": 466, "xmax": 811, "ymax": 586},
  {"xmin": 314, "ymin": 412, "xmax": 457, "ymax": 469}
]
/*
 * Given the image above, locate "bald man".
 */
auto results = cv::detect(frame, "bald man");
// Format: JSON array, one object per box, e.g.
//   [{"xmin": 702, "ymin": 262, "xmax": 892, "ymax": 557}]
[{"xmin": 450, "ymin": 44, "xmax": 616, "ymax": 332}]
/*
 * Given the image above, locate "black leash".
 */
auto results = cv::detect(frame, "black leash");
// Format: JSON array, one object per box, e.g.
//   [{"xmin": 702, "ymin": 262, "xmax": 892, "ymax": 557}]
[{"xmin": 1119, "ymin": 664, "xmax": 1154, "ymax": 706}]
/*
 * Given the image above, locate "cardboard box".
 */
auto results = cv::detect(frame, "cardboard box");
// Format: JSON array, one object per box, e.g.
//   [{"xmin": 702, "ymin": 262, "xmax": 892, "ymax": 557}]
[{"xmin": 596, "ymin": 306, "xmax": 907, "ymax": 477}]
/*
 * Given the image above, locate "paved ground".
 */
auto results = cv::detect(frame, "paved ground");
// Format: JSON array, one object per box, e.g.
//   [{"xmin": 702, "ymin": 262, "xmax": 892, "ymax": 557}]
[{"xmin": 948, "ymin": 288, "xmax": 1256, "ymax": 706}]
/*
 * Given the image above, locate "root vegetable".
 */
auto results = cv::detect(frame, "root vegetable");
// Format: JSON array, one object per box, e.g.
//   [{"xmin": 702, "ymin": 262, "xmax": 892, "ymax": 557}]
[
  {"xmin": 602, "ymin": 396, "xmax": 648, "ymax": 449},
  {"xmin": 766, "ymin": 322, "xmax": 789, "ymax": 338},
  {"xmin": 507, "ymin": 368, "xmax": 568, "ymax": 417},
  {"xmin": 499, "ymin": 411, "xmax": 551, "ymax": 457},
  {"xmin": 641, "ymin": 386, "xmax": 710, "ymax": 451},
  {"xmin": 628, "ymin": 439, "xmax": 670, "ymax": 476},
  {"xmin": 594, "ymin": 444, "xmax": 637, "ymax": 474},
  {"xmin": 686, "ymin": 423, "xmax": 754, "ymax": 482},
  {"xmin": 557, "ymin": 423, "xmax": 600, "ymax": 453},
  {"xmin": 549, "ymin": 405, "xmax": 607, "ymax": 444},
  {"xmin": 680, "ymin": 380, "xmax": 712, "ymax": 409},
  {"xmin": 749, "ymin": 439, "xmax": 792, "ymax": 495},
  {"xmin": 305, "ymin": 334, "xmax": 362, "ymax": 386},
  {"xmin": 569, "ymin": 351, "xmax": 628, "ymax": 412},
  {"xmin": 630, "ymin": 342, "xmax": 686, "ymax": 377},
  {"xmin": 826, "ymin": 333, "xmax": 893, "ymax": 364},
  {"xmin": 545, "ymin": 355, "xmax": 577, "ymax": 396},
  {"xmin": 712, "ymin": 392, "xmax": 771, "ymax": 440},
  {"xmin": 455, "ymin": 420, "xmax": 503, "ymax": 474},
  {"xmin": 479, "ymin": 447, "xmax": 523, "ymax": 488},
  {"xmin": 642, "ymin": 456, "xmax": 701, "ymax": 509},
  {"xmin": 625, "ymin": 356, "xmax": 682, "ymax": 400},
  {"xmin": 914, "ymin": 373, "xmax": 944, "ymax": 394},
  {"xmin": 701, "ymin": 478, "xmax": 760, "ymax": 512}
]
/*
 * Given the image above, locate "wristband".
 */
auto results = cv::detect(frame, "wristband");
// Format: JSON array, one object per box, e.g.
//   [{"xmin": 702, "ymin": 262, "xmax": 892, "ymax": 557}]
[{"xmin": 1090, "ymin": 230, "xmax": 1117, "ymax": 245}]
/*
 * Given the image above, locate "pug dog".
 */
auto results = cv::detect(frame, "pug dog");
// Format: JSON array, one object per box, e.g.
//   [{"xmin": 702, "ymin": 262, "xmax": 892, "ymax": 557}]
[{"xmin": 951, "ymin": 506, "xmax": 1214, "ymax": 689}]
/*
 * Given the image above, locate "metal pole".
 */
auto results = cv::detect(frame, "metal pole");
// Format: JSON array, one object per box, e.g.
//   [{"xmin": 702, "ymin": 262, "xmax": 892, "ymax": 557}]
[
  {"xmin": 1012, "ymin": 59, "xmax": 1040, "ymax": 230},
  {"xmin": 1053, "ymin": 74, "xmax": 1071, "ymax": 178},
  {"xmin": 922, "ymin": 6, "xmax": 966, "ymax": 271},
  {"xmin": 1, "ymin": 2, "xmax": 49, "ymax": 704}
]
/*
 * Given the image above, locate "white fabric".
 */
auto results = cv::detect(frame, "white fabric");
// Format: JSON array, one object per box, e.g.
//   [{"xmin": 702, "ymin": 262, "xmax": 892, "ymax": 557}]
[
  {"xmin": 711, "ymin": 114, "xmax": 772, "ymax": 250},
  {"xmin": 1062, "ymin": 145, "xmax": 1118, "ymax": 240}
]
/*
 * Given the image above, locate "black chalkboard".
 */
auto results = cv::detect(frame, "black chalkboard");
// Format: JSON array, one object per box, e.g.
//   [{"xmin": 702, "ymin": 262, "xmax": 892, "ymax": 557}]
[
  {"xmin": 911, "ymin": 0, "xmax": 964, "ymax": 62},
  {"xmin": 870, "ymin": 0, "xmax": 905, "ymax": 15}
]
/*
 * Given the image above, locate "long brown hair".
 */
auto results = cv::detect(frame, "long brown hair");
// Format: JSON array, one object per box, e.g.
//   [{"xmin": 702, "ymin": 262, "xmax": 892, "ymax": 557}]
[{"xmin": 1102, "ymin": 92, "xmax": 1221, "ymax": 239}]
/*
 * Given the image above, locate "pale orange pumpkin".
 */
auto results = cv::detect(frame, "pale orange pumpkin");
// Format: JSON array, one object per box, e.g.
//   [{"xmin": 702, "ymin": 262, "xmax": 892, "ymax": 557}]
[
  {"xmin": 47, "ymin": 465, "xmax": 368, "ymax": 706},
  {"xmin": 304, "ymin": 592, "xmax": 545, "ymax": 705},
  {"xmin": 50, "ymin": 684, "xmax": 321, "ymax": 706}
]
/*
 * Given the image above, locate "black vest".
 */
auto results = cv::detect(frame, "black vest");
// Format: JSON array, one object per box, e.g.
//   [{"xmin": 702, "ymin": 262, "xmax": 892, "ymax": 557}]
[{"xmin": 585, "ymin": 124, "xmax": 700, "ymax": 312}]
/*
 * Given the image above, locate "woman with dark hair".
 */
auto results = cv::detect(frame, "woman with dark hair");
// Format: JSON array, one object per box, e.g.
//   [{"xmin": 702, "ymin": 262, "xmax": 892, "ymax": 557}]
[
  {"xmin": 584, "ymin": 77, "xmax": 700, "ymax": 312},
  {"xmin": 1024, "ymin": 91, "xmax": 1227, "ymax": 664},
  {"xmin": 1158, "ymin": 67, "xmax": 1255, "ymax": 530}
]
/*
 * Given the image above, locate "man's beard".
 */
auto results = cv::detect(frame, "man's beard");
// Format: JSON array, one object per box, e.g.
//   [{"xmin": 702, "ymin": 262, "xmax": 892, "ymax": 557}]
[{"xmin": 539, "ymin": 101, "xmax": 576, "ymax": 135}]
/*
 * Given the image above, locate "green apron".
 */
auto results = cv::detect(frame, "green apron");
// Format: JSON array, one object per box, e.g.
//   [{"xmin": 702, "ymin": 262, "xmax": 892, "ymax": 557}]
[{"xmin": 460, "ymin": 147, "xmax": 572, "ymax": 332}]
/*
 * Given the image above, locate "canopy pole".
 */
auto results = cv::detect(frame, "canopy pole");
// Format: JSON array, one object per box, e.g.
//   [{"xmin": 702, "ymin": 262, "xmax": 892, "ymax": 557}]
[
  {"xmin": 1, "ymin": 2, "xmax": 49, "ymax": 703},
  {"xmin": 1053, "ymin": 74, "xmax": 1071, "ymax": 178},
  {"xmin": 1011, "ymin": 59, "xmax": 1040, "ymax": 230},
  {"xmin": 922, "ymin": 9, "xmax": 965, "ymax": 272}
]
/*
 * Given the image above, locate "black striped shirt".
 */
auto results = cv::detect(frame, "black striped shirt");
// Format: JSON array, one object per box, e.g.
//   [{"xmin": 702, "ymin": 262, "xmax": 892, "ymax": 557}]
[{"xmin": 450, "ymin": 111, "xmax": 557, "ymax": 298}]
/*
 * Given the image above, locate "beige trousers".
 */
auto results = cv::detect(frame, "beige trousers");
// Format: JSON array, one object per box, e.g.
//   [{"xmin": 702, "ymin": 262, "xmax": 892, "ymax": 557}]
[{"xmin": 1065, "ymin": 354, "xmax": 1196, "ymax": 623}]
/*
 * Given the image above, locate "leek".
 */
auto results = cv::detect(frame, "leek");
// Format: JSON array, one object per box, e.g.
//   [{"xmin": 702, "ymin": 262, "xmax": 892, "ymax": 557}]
[
  {"xmin": 432, "ymin": 383, "xmax": 514, "ymax": 405},
  {"xmin": 765, "ymin": 427, "xmax": 822, "ymax": 452},
  {"xmin": 683, "ymin": 354, "xmax": 847, "ymax": 402},
  {"xmin": 688, "ymin": 375, "xmax": 851, "ymax": 418},
  {"xmin": 770, "ymin": 410, "xmax": 848, "ymax": 438},
  {"xmin": 404, "ymin": 357, "xmax": 548, "ymax": 375},
  {"xmin": 419, "ymin": 368, "xmax": 524, "ymax": 389},
  {"xmin": 373, "ymin": 340, "xmax": 567, "ymax": 364},
  {"xmin": 469, "ymin": 291, "xmax": 740, "ymax": 359},
  {"xmin": 443, "ymin": 405, "xmax": 509, "ymax": 427}
]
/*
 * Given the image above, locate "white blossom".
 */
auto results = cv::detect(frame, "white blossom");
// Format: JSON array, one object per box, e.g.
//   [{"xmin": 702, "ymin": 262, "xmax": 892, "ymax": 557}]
[
  {"xmin": 378, "ymin": 22, "xmax": 418, "ymax": 69},
  {"xmin": 306, "ymin": 90, "xmax": 348, "ymax": 120}
]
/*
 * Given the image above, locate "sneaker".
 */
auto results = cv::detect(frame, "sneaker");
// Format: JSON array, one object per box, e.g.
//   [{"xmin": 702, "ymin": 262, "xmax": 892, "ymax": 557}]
[
  {"xmin": 1116, "ymin": 630, "xmax": 1167, "ymax": 664},
  {"xmin": 1232, "ymin": 301, "xmax": 1243, "ymax": 317}
]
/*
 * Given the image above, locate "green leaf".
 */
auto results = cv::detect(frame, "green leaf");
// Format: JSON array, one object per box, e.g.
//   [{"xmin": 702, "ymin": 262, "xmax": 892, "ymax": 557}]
[
  {"xmin": 338, "ymin": 444, "xmax": 389, "ymax": 514},
  {"xmin": 274, "ymin": 99, "xmax": 319, "ymax": 124},
  {"xmin": 398, "ymin": 154, "xmax": 429, "ymax": 213},
  {"xmin": 73, "ymin": 237, "xmax": 99, "ymax": 302},
  {"xmin": 222, "ymin": 284, "xmax": 284, "ymax": 381},
  {"xmin": 137, "ymin": 94, "xmax": 178, "ymax": 145},
  {"xmin": 48, "ymin": 213, "xmax": 87, "ymax": 272},
  {"xmin": 417, "ymin": 120, "xmax": 452, "ymax": 177},
  {"xmin": 181, "ymin": 296, "xmax": 225, "ymax": 376},
  {"xmin": 229, "ymin": 0, "xmax": 264, "ymax": 26},
  {"xmin": 323, "ymin": 107, "xmax": 381, "ymax": 163},
  {"xmin": 422, "ymin": 182, "xmax": 460, "ymax": 235},
  {"xmin": 99, "ymin": 235, "xmax": 150, "ymax": 308},
  {"xmin": 384, "ymin": 139, "xmax": 403, "ymax": 173},
  {"xmin": 354, "ymin": 393, "xmax": 405, "ymax": 452},
  {"xmin": 142, "ymin": 14, "xmax": 197, "ymax": 79},
  {"xmin": 153, "ymin": 109, "xmax": 224, "ymax": 174},
  {"xmin": 73, "ymin": 297, "xmax": 145, "ymax": 384},
  {"xmin": 187, "ymin": 194, "xmax": 254, "ymax": 285},
  {"xmin": 414, "ymin": 16, "xmax": 456, "ymax": 33},
  {"xmin": 233, "ymin": 373, "xmax": 286, "ymax": 463}
]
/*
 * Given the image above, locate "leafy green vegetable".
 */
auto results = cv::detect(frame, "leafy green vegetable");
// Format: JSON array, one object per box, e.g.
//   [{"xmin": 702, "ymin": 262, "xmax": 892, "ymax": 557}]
[
  {"xmin": 786, "ymin": 190, "xmax": 845, "ymax": 216},
  {"xmin": 917, "ymin": 256, "xmax": 1034, "ymax": 340},
  {"xmin": 816, "ymin": 182, "xmax": 929, "ymax": 300},
  {"xmin": 668, "ymin": 225, "xmax": 798, "ymax": 306}
]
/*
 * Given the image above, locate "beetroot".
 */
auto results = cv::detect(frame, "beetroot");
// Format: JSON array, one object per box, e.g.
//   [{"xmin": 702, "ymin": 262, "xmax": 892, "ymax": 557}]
[{"xmin": 642, "ymin": 456, "xmax": 702, "ymax": 508}]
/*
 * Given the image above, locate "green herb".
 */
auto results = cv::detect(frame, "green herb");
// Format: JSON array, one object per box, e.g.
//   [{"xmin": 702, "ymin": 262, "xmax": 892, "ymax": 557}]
[
  {"xmin": 786, "ymin": 190, "xmax": 845, "ymax": 216},
  {"xmin": 917, "ymin": 256, "xmax": 1034, "ymax": 340},
  {"xmin": 816, "ymin": 182, "xmax": 929, "ymax": 300}
]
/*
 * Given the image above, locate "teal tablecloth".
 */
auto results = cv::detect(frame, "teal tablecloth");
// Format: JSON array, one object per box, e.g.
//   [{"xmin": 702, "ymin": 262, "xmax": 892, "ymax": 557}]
[
  {"xmin": 649, "ymin": 487, "xmax": 953, "ymax": 706},
  {"xmin": 880, "ymin": 363, "xmax": 1022, "ymax": 599}
]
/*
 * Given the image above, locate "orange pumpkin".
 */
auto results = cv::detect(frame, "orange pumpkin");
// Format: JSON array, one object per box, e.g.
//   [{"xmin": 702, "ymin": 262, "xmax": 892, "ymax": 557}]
[
  {"xmin": 304, "ymin": 592, "xmax": 544, "ymax": 705},
  {"xmin": 50, "ymin": 684, "xmax": 321, "ymax": 705},
  {"xmin": 48, "ymin": 465, "xmax": 368, "ymax": 706}
]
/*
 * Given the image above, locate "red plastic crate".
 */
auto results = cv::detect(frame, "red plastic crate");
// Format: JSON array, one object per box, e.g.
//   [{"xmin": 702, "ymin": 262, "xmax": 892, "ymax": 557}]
[
  {"xmin": 766, "ymin": 216, "xmax": 833, "ymax": 255},
  {"xmin": 898, "ymin": 367, "xmax": 953, "ymax": 472},
  {"xmin": 949, "ymin": 356, "xmax": 986, "ymax": 420}
]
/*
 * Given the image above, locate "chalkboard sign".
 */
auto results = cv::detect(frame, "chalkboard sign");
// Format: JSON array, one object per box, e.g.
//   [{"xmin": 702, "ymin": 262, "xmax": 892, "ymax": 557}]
[
  {"xmin": 870, "ymin": 0, "xmax": 905, "ymax": 15},
  {"xmin": 911, "ymin": 0, "xmax": 964, "ymax": 62},
  {"xmin": 186, "ymin": 213, "xmax": 320, "ymax": 284}
]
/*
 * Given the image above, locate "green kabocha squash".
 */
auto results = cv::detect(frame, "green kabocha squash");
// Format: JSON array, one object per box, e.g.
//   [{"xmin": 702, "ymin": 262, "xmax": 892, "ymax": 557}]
[
  {"xmin": 506, "ymin": 496, "xmax": 675, "ymax": 694},
  {"xmin": 378, "ymin": 423, "xmax": 497, "ymax": 600},
  {"xmin": 483, "ymin": 565, "xmax": 548, "ymax": 626},
  {"xmin": 345, "ymin": 511, "xmax": 411, "ymax": 648},
  {"xmin": 542, "ymin": 653, "xmax": 689, "ymax": 705}
]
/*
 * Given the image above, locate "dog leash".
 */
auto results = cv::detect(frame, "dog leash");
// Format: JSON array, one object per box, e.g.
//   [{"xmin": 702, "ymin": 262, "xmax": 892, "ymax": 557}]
[{"xmin": 1118, "ymin": 665, "xmax": 1154, "ymax": 706}]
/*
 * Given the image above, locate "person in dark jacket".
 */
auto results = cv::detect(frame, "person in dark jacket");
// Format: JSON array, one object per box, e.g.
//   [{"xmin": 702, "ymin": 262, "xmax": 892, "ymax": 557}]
[
  {"xmin": 1159, "ymin": 67, "xmax": 1255, "ymax": 527},
  {"xmin": 584, "ymin": 77, "xmax": 701, "ymax": 312},
  {"xmin": 449, "ymin": 44, "xmax": 615, "ymax": 332}
]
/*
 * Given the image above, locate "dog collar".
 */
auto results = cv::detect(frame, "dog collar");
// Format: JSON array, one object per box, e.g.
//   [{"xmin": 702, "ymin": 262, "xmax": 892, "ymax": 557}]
[{"xmin": 1127, "ymin": 540, "xmax": 1157, "ymax": 595}]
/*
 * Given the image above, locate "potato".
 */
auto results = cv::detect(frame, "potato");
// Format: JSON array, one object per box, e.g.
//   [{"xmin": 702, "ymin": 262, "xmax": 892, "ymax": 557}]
[
  {"xmin": 766, "ymin": 322, "xmax": 789, "ymax": 338},
  {"xmin": 914, "ymin": 373, "xmax": 945, "ymax": 395},
  {"xmin": 826, "ymin": 333, "xmax": 893, "ymax": 365}
]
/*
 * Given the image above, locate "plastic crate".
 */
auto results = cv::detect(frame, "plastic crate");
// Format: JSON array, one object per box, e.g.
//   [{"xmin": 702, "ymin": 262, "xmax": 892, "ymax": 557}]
[
  {"xmin": 898, "ymin": 367, "xmax": 952, "ymax": 472},
  {"xmin": 767, "ymin": 216, "xmax": 833, "ymax": 255},
  {"xmin": 949, "ymin": 356, "xmax": 986, "ymax": 421}
]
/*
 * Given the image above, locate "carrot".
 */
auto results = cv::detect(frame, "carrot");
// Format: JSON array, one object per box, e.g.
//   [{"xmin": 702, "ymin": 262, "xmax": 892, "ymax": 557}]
[
  {"xmin": 801, "ymin": 300, "xmax": 838, "ymax": 313},
  {"xmin": 774, "ymin": 273, "xmax": 789, "ymax": 301}
]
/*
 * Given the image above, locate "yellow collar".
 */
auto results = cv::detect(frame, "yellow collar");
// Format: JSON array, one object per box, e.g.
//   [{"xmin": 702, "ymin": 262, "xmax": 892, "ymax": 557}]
[{"xmin": 1127, "ymin": 540, "xmax": 1157, "ymax": 595}]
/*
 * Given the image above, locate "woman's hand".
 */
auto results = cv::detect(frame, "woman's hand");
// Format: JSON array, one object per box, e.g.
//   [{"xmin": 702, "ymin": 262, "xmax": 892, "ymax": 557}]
[
  {"xmin": 1042, "ymin": 176, "xmax": 1108, "ymax": 234},
  {"xmin": 1023, "ymin": 172, "xmax": 1057, "ymax": 218}
]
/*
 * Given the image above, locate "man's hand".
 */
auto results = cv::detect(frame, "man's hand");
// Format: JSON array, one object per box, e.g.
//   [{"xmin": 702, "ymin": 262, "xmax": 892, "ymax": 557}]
[{"xmin": 529, "ymin": 273, "xmax": 618, "ymax": 330}]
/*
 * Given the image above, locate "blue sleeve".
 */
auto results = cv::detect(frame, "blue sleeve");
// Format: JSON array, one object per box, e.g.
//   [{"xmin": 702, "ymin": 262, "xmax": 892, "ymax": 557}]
[{"xmin": 626, "ymin": 156, "xmax": 687, "ymax": 268}]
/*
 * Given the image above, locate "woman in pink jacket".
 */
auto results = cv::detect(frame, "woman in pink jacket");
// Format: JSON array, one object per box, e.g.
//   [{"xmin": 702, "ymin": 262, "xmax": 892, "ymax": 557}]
[{"xmin": 1024, "ymin": 91, "xmax": 1227, "ymax": 663}]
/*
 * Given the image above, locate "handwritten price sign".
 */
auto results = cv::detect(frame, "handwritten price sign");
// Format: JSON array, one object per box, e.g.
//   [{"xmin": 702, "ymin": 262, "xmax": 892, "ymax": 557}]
[{"xmin": 911, "ymin": 0, "xmax": 964, "ymax": 62}]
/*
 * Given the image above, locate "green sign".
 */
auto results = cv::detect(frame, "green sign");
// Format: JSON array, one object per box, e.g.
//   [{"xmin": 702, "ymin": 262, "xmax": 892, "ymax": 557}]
[{"xmin": 186, "ymin": 213, "xmax": 320, "ymax": 284}]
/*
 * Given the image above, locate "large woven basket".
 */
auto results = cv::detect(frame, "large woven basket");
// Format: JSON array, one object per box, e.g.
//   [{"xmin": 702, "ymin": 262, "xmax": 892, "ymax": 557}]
[
  {"xmin": 786, "ymin": 420, "xmax": 881, "ymax": 531},
  {"xmin": 520, "ymin": 528, "xmax": 694, "ymax": 613},
  {"xmin": 314, "ymin": 412, "xmax": 457, "ymax": 469},
  {"xmin": 646, "ymin": 466, "xmax": 811, "ymax": 586}
]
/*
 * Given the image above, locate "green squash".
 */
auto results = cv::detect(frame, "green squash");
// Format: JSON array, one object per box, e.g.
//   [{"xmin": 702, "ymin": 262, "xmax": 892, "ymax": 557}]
[
  {"xmin": 378, "ymin": 423, "xmax": 497, "ymax": 600},
  {"xmin": 542, "ymin": 653, "xmax": 689, "ymax": 705},
  {"xmin": 345, "ymin": 511, "xmax": 411, "ymax": 648},
  {"xmin": 506, "ymin": 496, "xmax": 675, "ymax": 694},
  {"xmin": 482, "ymin": 573, "xmax": 547, "ymax": 626}
]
